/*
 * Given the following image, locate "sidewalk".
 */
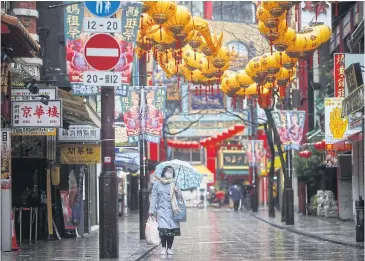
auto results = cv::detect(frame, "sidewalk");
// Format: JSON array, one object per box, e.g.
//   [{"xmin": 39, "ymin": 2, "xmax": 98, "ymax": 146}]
[
  {"xmin": 1, "ymin": 212, "xmax": 157, "ymax": 261},
  {"xmin": 251, "ymin": 207, "xmax": 364, "ymax": 249}
]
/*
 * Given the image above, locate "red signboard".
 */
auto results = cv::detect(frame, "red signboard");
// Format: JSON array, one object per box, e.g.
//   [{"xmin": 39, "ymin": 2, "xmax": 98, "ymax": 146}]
[
  {"xmin": 84, "ymin": 33, "xmax": 120, "ymax": 71},
  {"xmin": 334, "ymin": 53, "xmax": 345, "ymax": 98}
]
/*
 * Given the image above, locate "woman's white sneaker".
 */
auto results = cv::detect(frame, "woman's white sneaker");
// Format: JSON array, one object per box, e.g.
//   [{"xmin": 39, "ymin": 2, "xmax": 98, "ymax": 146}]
[
  {"xmin": 161, "ymin": 247, "xmax": 167, "ymax": 255},
  {"xmin": 167, "ymin": 249, "xmax": 173, "ymax": 255}
]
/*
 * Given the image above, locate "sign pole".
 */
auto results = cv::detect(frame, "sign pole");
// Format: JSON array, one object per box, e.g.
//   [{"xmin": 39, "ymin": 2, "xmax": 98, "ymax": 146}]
[
  {"xmin": 99, "ymin": 86, "xmax": 119, "ymax": 258},
  {"xmin": 138, "ymin": 53, "xmax": 149, "ymax": 239}
]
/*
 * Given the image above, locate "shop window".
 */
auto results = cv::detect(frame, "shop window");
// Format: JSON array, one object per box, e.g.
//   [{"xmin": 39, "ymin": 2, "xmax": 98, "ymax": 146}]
[{"xmin": 213, "ymin": 1, "xmax": 256, "ymax": 23}]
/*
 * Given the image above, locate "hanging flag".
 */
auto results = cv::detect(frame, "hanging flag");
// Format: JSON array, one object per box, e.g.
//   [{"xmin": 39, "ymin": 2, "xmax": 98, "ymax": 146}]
[
  {"xmin": 271, "ymin": 110, "xmax": 306, "ymax": 151},
  {"xmin": 241, "ymin": 140, "xmax": 264, "ymax": 167}
]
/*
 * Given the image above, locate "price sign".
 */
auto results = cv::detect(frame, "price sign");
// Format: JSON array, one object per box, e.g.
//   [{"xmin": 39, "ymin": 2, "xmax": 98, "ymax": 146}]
[
  {"xmin": 83, "ymin": 71, "xmax": 121, "ymax": 86},
  {"xmin": 83, "ymin": 17, "xmax": 122, "ymax": 33}
]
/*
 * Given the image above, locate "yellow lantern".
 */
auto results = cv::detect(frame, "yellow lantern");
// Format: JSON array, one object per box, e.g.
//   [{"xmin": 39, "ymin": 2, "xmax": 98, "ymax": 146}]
[
  {"xmin": 276, "ymin": 67, "xmax": 296, "ymax": 86},
  {"xmin": 147, "ymin": 1, "xmax": 177, "ymax": 25},
  {"xmin": 265, "ymin": 52, "xmax": 281, "ymax": 74},
  {"xmin": 236, "ymin": 83, "xmax": 258, "ymax": 97},
  {"xmin": 209, "ymin": 46, "xmax": 230, "ymax": 69},
  {"xmin": 142, "ymin": 1, "xmax": 156, "ymax": 13},
  {"xmin": 306, "ymin": 31, "xmax": 321, "ymax": 53},
  {"xmin": 188, "ymin": 31, "xmax": 202, "ymax": 50},
  {"xmin": 175, "ymin": 19, "xmax": 194, "ymax": 43},
  {"xmin": 139, "ymin": 13, "xmax": 156, "ymax": 35},
  {"xmin": 286, "ymin": 33, "xmax": 309, "ymax": 58},
  {"xmin": 164, "ymin": 6, "xmax": 192, "ymax": 36},
  {"xmin": 224, "ymin": 72, "xmax": 240, "ymax": 97},
  {"xmin": 149, "ymin": 25, "xmax": 175, "ymax": 44},
  {"xmin": 273, "ymin": 27, "xmax": 296, "ymax": 52},
  {"xmin": 236, "ymin": 70, "xmax": 254, "ymax": 89},
  {"xmin": 262, "ymin": 1, "xmax": 285, "ymax": 17},
  {"xmin": 311, "ymin": 23, "xmax": 332, "ymax": 44},
  {"xmin": 258, "ymin": 54, "xmax": 269, "ymax": 78},
  {"xmin": 265, "ymin": 11, "xmax": 286, "ymax": 29},
  {"xmin": 258, "ymin": 21, "xmax": 279, "ymax": 41},
  {"xmin": 199, "ymin": 58, "xmax": 216, "ymax": 79},
  {"xmin": 256, "ymin": 5, "xmax": 270, "ymax": 23},
  {"xmin": 281, "ymin": 52, "xmax": 298, "ymax": 70}
]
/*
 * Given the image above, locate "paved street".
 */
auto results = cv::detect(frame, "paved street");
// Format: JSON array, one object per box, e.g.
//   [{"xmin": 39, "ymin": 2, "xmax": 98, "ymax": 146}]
[
  {"xmin": 143, "ymin": 208, "xmax": 364, "ymax": 261},
  {"xmin": 2, "ymin": 208, "xmax": 364, "ymax": 261}
]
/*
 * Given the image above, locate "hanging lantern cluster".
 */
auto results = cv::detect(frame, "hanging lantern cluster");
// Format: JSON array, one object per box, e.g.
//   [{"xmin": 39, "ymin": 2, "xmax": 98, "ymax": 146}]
[
  {"xmin": 136, "ymin": 1, "xmax": 232, "ymax": 91},
  {"xmin": 200, "ymin": 124, "xmax": 245, "ymax": 147},
  {"xmin": 167, "ymin": 140, "xmax": 200, "ymax": 149},
  {"xmin": 220, "ymin": 1, "xmax": 332, "ymax": 110}
]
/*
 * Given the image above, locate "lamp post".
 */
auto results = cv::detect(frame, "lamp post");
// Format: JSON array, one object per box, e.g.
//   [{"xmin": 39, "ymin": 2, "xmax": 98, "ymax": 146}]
[{"xmin": 251, "ymin": 98, "xmax": 259, "ymax": 213}]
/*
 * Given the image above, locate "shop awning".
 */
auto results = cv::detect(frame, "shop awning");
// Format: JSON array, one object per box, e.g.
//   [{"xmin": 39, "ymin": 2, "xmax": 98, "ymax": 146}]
[
  {"xmin": 221, "ymin": 169, "xmax": 249, "ymax": 176},
  {"xmin": 58, "ymin": 89, "xmax": 101, "ymax": 128},
  {"xmin": 192, "ymin": 165, "xmax": 214, "ymax": 183},
  {"xmin": 1, "ymin": 12, "xmax": 40, "ymax": 57}
]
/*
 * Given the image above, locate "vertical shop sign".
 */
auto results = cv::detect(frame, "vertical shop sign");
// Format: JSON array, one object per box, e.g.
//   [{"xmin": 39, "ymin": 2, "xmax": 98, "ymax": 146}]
[
  {"xmin": 1, "ymin": 129, "xmax": 11, "ymax": 189},
  {"xmin": 334, "ymin": 53, "xmax": 345, "ymax": 98}
]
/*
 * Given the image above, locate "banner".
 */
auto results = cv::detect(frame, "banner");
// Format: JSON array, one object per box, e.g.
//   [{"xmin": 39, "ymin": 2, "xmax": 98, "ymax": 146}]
[
  {"xmin": 60, "ymin": 190, "xmax": 75, "ymax": 230},
  {"xmin": 144, "ymin": 87, "xmax": 166, "ymax": 143},
  {"xmin": 121, "ymin": 86, "xmax": 166, "ymax": 144},
  {"xmin": 241, "ymin": 140, "xmax": 264, "ymax": 167},
  {"xmin": 64, "ymin": 2, "xmax": 142, "ymax": 96},
  {"xmin": 58, "ymin": 125, "xmax": 100, "ymax": 142},
  {"xmin": 1, "ymin": 129, "xmax": 11, "ymax": 188},
  {"xmin": 334, "ymin": 53, "xmax": 346, "ymax": 98},
  {"xmin": 271, "ymin": 110, "xmax": 306, "ymax": 151},
  {"xmin": 60, "ymin": 144, "xmax": 101, "ymax": 164},
  {"xmin": 324, "ymin": 98, "xmax": 348, "ymax": 144},
  {"xmin": 12, "ymin": 100, "xmax": 63, "ymax": 128}
]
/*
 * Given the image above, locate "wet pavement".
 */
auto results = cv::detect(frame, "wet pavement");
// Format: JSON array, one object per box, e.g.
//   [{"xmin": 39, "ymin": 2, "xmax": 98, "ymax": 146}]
[
  {"xmin": 1, "ymin": 213, "xmax": 155, "ymax": 261},
  {"xmin": 143, "ymin": 208, "xmax": 364, "ymax": 261},
  {"xmin": 252, "ymin": 207, "xmax": 364, "ymax": 248},
  {"xmin": 2, "ymin": 208, "xmax": 364, "ymax": 261}
]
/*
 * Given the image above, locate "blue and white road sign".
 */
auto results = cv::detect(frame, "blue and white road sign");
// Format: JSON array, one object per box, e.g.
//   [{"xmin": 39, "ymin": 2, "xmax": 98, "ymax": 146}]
[{"xmin": 84, "ymin": 1, "xmax": 121, "ymax": 17}]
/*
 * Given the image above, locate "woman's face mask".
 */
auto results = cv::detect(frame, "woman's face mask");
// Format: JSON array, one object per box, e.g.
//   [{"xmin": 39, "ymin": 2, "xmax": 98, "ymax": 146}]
[{"xmin": 164, "ymin": 169, "xmax": 174, "ymax": 179}]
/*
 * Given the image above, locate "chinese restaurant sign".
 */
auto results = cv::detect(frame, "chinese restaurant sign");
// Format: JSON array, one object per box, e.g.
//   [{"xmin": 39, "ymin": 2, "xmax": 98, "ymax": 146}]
[
  {"xmin": 121, "ymin": 86, "xmax": 166, "ymax": 144},
  {"xmin": 64, "ymin": 2, "xmax": 142, "ymax": 96},
  {"xmin": 1, "ymin": 129, "xmax": 11, "ymax": 189},
  {"xmin": 11, "ymin": 88, "xmax": 57, "ymax": 136},
  {"xmin": 241, "ymin": 140, "xmax": 265, "ymax": 167},
  {"xmin": 58, "ymin": 125, "xmax": 100, "ymax": 142},
  {"xmin": 271, "ymin": 110, "xmax": 306, "ymax": 150},
  {"xmin": 334, "ymin": 53, "xmax": 345, "ymax": 98},
  {"xmin": 12, "ymin": 100, "xmax": 62, "ymax": 128},
  {"xmin": 60, "ymin": 144, "xmax": 101, "ymax": 164}
]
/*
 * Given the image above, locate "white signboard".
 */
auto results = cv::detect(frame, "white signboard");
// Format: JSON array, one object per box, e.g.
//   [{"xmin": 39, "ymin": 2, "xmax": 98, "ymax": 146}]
[
  {"xmin": 58, "ymin": 125, "xmax": 100, "ymax": 142},
  {"xmin": 12, "ymin": 100, "xmax": 62, "ymax": 128},
  {"xmin": 83, "ymin": 71, "xmax": 121, "ymax": 86},
  {"xmin": 11, "ymin": 88, "xmax": 57, "ymax": 100},
  {"xmin": 300, "ymin": 1, "xmax": 332, "ymax": 30},
  {"xmin": 83, "ymin": 17, "xmax": 122, "ymax": 33}
]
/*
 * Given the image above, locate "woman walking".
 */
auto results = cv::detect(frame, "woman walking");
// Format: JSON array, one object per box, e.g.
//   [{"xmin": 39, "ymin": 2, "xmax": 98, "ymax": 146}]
[{"xmin": 148, "ymin": 166, "xmax": 183, "ymax": 255}]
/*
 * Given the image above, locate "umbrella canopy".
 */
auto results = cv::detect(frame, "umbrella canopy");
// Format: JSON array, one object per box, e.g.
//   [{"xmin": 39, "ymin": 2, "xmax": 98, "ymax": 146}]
[{"xmin": 154, "ymin": 159, "xmax": 203, "ymax": 190}]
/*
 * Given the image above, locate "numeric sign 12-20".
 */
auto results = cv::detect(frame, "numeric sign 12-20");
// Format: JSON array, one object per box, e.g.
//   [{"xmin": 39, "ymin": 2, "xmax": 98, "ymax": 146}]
[{"xmin": 83, "ymin": 17, "xmax": 122, "ymax": 33}]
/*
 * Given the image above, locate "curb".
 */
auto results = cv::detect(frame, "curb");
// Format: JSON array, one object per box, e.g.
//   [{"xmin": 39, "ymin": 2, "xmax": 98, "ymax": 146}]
[
  {"xmin": 251, "ymin": 214, "xmax": 364, "ymax": 249},
  {"xmin": 135, "ymin": 245, "xmax": 159, "ymax": 261}
]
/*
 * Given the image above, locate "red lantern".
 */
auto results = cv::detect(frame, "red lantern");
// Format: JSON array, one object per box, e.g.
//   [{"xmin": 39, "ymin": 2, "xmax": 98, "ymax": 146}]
[
  {"xmin": 222, "ymin": 130, "xmax": 230, "ymax": 140},
  {"xmin": 299, "ymin": 150, "xmax": 312, "ymax": 158},
  {"xmin": 200, "ymin": 139, "xmax": 206, "ymax": 147}
]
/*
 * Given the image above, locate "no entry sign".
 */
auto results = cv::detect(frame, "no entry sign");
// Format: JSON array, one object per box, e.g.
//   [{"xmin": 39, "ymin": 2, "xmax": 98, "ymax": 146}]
[{"xmin": 84, "ymin": 33, "xmax": 120, "ymax": 71}]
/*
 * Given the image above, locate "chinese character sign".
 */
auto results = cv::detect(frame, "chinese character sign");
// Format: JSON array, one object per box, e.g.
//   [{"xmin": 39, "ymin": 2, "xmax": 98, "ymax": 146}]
[
  {"xmin": 58, "ymin": 125, "xmax": 100, "ymax": 142},
  {"xmin": 144, "ymin": 87, "xmax": 166, "ymax": 144},
  {"xmin": 121, "ymin": 2, "xmax": 142, "ymax": 42},
  {"xmin": 324, "ymin": 98, "xmax": 349, "ymax": 144},
  {"xmin": 271, "ymin": 110, "xmax": 306, "ymax": 151},
  {"xmin": 1, "ymin": 129, "xmax": 11, "ymax": 187},
  {"xmin": 121, "ymin": 87, "xmax": 142, "ymax": 143},
  {"xmin": 241, "ymin": 140, "xmax": 264, "ymax": 167},
  {"xmin": 12, "ymin": 100, "xmax": 62, "ymax": 128},
  {"xmin": 334, "ymin": 53, "xmax": 346, "ymax": 98},
  {"xmin": 60, "ymin": 144, "xmax": 101, "ymax": 164}
]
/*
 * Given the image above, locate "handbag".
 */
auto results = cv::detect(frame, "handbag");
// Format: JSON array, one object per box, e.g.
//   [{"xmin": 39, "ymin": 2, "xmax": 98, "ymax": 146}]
[{"xmin": 173, "ymin": 197, "xmax": 187, "ymax": 222}]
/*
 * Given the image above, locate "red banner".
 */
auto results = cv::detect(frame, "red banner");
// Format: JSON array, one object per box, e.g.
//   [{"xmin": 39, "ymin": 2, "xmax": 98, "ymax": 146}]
[{"xmin": 334, "ymin": 53, "xmax": 345, "ymax": 98}]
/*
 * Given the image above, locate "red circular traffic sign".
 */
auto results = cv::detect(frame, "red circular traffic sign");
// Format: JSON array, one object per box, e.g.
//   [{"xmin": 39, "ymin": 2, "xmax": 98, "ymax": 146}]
[{"xmin": 84, "ymin": 34, "xmax": 120, "ymax": 71}]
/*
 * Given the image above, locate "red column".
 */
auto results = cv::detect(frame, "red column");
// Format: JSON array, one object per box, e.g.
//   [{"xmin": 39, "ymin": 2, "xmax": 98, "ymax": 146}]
[
  {"xmin": 204, "ymin": 1, "xmax": 213, "ymax": 20},
  {"xmin": 206, "ymin": 146, "xmax": 216, "ymax": 187},
  {"xmin": 148, "ymin": 142, "xmax": 159, "ymax": 161}
]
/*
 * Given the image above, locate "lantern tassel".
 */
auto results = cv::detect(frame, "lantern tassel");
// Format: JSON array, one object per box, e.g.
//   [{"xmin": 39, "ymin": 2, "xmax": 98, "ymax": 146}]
[
  {"xmin": 280, "ymin": 52, "xmax": 282, "ymax": 65},
  {"xmin": 160, "ymin": 25, "xmax": 162, "ymax": 41},
  {"xmin": 177, "ymin": 76, "xmax": 180, "ymax": 89}
]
